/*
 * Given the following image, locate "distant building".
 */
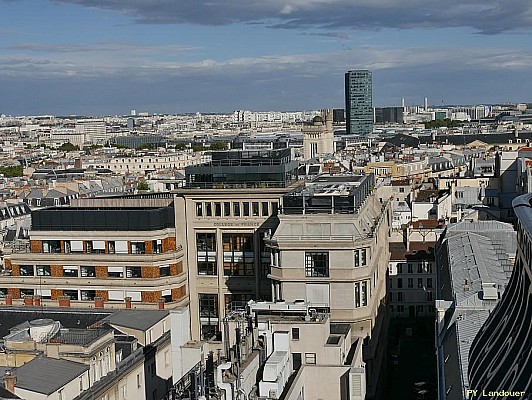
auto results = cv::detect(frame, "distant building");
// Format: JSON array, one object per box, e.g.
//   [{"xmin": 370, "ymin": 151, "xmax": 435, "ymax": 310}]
[
  {"xmin": 301, "ymin": 109, "xmax": 334, "ymax": 160},
  {"xmin": 345, "ymin": 70, "xmax": 373, "ymax": 135},
  {"xmin": 75, "ymin": 119, "xmax": 108, "ymax": 145},
  {"xmin": 374, "ymin": 107, "xmax": 405, "ymax": 124}
]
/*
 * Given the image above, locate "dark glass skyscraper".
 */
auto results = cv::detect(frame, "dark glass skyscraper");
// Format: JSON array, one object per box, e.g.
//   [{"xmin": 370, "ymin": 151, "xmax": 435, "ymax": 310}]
[{"xmin": 345, "ymin": 70, "xmax": 373, "ymax": 135}]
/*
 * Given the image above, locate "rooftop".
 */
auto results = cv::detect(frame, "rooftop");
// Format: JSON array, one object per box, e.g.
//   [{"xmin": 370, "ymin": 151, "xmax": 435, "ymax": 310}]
[
  {"xmin": 15, "ymin": 357, "xmax": 89, "ymax": 395},
  {"xmin": 105, "ymin": 310, "xmax": 168, "ymax": 332}
]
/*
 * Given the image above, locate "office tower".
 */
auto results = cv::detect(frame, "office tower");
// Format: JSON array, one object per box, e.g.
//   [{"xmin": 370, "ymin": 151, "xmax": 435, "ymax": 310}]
[{"xmin": 345, "ymin": 70, "xmax": 373, "ymax": 135}]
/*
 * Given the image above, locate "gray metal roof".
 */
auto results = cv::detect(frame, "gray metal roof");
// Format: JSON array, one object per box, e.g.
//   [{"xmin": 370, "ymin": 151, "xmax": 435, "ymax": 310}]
[
  {"xmin": 15, "ymin": 357, "xmax": 88, "ymax": 395},
  {"xmin": 447, "ymin": 232, "xmax": 509, "ymax": 306},
  {"xmin": 106, "ymin": 310, "xmax": 168, "ymax": 331}
]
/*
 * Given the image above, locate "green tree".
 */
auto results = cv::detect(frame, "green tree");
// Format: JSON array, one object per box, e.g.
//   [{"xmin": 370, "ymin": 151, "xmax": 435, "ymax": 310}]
[
  {"xmin": 0, "ymin": 165, "xmax": 23, "ymax": 177},
  {"xmin": 137, "ymin": 179, "xmax": 149, "ymax": 191},
  {"xmin": 58, "ymin": 142, "xmax": 80, "ymax": 152},
  {"xmin": 136, "ymin": 143, "xmax": 155, "ymax": 150},
  {"xmin": 209, "ymin": 141, "xmax": 228, "ymax": 151}
]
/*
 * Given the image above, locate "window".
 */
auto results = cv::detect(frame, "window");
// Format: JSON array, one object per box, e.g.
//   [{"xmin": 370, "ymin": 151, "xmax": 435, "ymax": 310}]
[
  {"xmin": 417, "ymin": 263, "xmax": 423, "ymax": 273},
  {"xmin": 91, "ymin": 241, "xmax": 106, "ymax": 254},
  {"xmin": 408, "ymin": 278, "xmax": 413, "ymax": 288},
  {"xmin": 205, "ymin": 203, "xmax": 212, "ymax": 217},
  {"xmin": 293, "ymin": 353, "xmax": 302, "ymax": 370},
  {"xmin": 416, "ymin": 305, "xmax": 423, "ymax": 314},
  {"xmin": 243, "ymin": 202, "xmax": 250, "ymax": 217},
  {"xmin": 426, "ymin": 291, "xmax": 433, "ymax": 301},
  {"xmin": 305, "ymin": 353, "xmax": 316, "ymax": 365},
  {"xmin": 36, "ymin": 265, "xmax": 51, "ymax": 276},
  {"xmin": 427, "ymin": 263, "xmax": 433, "ymax": 274},
  {"xmin": 159, "ymin": 265, "xmax": 170, "ymax": 277},
  {"xmin": 196, "ymin": 202, "xmax": 203, "ymax": 217},
  {"xmin": 408, "ymin": 263, "xmax": 413, "ymax": 273},
  {"xmin": 63, "ymin": 289, "xmax": 79, "ymax": 300},
  {"xmin": 223, "ymin": 234, "xmax": 254, "ymax": 276},
  {"xmin": 214, "ymin": 202, "xmax": 221, "ymax": 217},
  {"xmin": 131, "ymin": 241, "xmax": 145, "ymax": 254},
  {"xmin": 224, "ymin": 293, "xmax": 253, "ymax": 313},
  {"xmin": 292, "ymin": 327, "xmax": 300, "ymax": 340},
  {"xmin": 197, "ymin": 233, "xmax": 217, "ymax": 275},
  {"xmin": 262, "ymin": 202, "xmax": 269, "ymax": 216},
  {"xmin": 399, "ymin": 187, "xmax": 405, "ymax": 193},
  {"xmin": 20, "ymin": 265, "xmax": 34, "ymax": 276},
  {"xmin": 305, "ymin": 252, "xmax": 329, "ymax": 277},
  {"xmin": 199, "ymin": 294, "xmax": 219, "ymax": 340},
  {"xmin": 108, "ymin": 267, "xmax": 124, "ymax": 278},
  {"xmin": 137, "ymin": 373, "xmax": 142, "ymax": 388},
  {"xmin": 354, "ymin": 248, "xmax": 368, "ymax": 267},
  {"xmin": 418, "ymin": 278, "xmax": 423, "ymax": 288},
  {"xmin": 81, "ymin": 266, "xmax": 95, "ymax": 277},
  {"xmin": 108, "ymin": 241, "xmax": 116, "ymax": 254},
  {"xmin": 126, "ymin": 267, "xmax": 142, "ymax": 278},
  {"xmin": 397, "ymin": 292, "xmax": 403, "ymax": 302},
  {"xmin": 397, "ymin": 278, "xmax": 403, "ymax": 288},
  {"xmin": 398, "ymin": 263, "xmax": 403, "ymax": 274},
  {"xmin": 427, "ymin": 278, "xmax": 433, "ymax": 288},
  {"xmin": 397, "ymin": 305, "xmax": 404, "ymax": 313},
  {"xmin": 260, "ymin": 236, "xmax": 270, "ymax": 277},
  {"xmin": 43, "ymin": 240, "xmax": 61, "ymax": 253},
  {"xmin": 63, "ymin": 266, "xmax": 79, "ymax": 277},
  {"xmin": 152, "ymin": 239, "xmax": 163, "ymax": 254},
  {"xmin": 354, "ymin": 280, "xmax": 369, "ymax": 308},
  {"xmin": 223, "ymin": 202, "xmax": 231, "ymax": 217},
  {"xmin": 81, "ymin": 290, "xmax": 96, "ymax": 301},
  {"xmin": 68, "ymin": 240, "xmax": 83, "ymax": 253},
  {"xmin": 233, "ymin": 202, "xmax": 240, "ymax": 217},
  {"xmin": 252, "ymin": 202, "xmax": 259, "ymax": 216}
]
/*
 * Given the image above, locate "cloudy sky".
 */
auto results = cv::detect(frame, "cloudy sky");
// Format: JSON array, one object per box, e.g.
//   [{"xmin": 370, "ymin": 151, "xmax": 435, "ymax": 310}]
[{"xmin": 1, "ymin": 0, "xmax": 532, "ymax": 115}]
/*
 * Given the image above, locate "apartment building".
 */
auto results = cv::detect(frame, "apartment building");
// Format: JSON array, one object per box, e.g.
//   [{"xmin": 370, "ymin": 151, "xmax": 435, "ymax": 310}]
[
  {"xmin": 388, "ymin": 242, "xmax": 436, "ymax": 318},
  {"xmin": 2, "ymin": 197, "xmax": 188, "ymax": 309},
  {"xmin": 266, "ymin": 173, "xmax": 390, "ymax": 399}
]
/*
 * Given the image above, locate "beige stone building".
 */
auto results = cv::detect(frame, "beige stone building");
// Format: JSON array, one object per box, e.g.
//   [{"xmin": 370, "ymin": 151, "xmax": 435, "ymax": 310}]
[{"xmin": 266, "ymin": 174, "xmax": 391, "ymax": 399}]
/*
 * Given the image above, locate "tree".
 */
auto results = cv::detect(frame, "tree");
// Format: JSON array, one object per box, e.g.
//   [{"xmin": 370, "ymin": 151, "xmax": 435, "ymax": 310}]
[
  {"xmin": 209, "ymin": 141, "xmax": 228, "ymax": 151},
  {"xmin": 0, "ymin": 165, "xmax": 23, "ymax": 177},
  {"xmin": 136, "ymin": 143, "xmax": 155, "ymax": 150},
  {"xmin": 58, "ymin": 142, "xmax": 80, "ymax": 152},
  {"xmin": 137, "ymin": 179, "xmax": 149, "ymax": 191}
]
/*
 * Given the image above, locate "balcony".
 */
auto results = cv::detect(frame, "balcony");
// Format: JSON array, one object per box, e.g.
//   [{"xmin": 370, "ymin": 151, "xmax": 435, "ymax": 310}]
[
  {"xmin": 0, "ymin": 272, "xmax": 188, "ymax": 289},
  {"xmin": 9, "ymin": 249, "xmax": 184, "ymax": 266}
]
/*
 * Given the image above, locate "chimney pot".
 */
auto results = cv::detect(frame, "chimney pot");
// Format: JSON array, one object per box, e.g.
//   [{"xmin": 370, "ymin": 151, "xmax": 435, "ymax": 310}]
[
  {"xmin": 158, "ymin": 297, "xmax": 165, "ymax": 310},
  {"xmin": 4, "ymin": 369, "xmax": 16, "ymax": 394}
]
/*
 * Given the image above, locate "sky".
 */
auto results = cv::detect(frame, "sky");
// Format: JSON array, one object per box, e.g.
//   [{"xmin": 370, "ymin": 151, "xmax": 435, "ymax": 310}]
[{"xmin": 1, "ymin": 0, "xmax": 532, "ymax": 116}]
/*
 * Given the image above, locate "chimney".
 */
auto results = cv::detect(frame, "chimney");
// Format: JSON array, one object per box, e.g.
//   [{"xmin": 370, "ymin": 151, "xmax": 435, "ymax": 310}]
[
  {"xmin": 3, "ymin": 370, "xmax": 16, "ymax": 394},
  {"xmin": 158, "ymin": 297, "xmax": 165, "ymax": 310},
  {"xmin": 5, "ymin": 294, "xmax": 13, "ymax": 306},
  {"xmin": 94, "ymin": 296, "xmax": 104, "ymax": 309},
  {"xmin": 125, "ymin": 297, "xmax": 132, "ymax": 309},
  {"xmin": 24, "ymin": 295, "xmax": 34, "ymax": 306},
  {"xmin": 33, "ymin": 295, "xmax": 41, "ymax": 307},
  {"xmin": 58, "ymin": 295, "xmax": 71, "ymax": 308}
]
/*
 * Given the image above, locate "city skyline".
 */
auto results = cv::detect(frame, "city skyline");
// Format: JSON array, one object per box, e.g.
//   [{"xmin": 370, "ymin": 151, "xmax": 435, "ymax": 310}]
[{"xmin": 1, "ymin": 0, "xmax": 532, "ymax": 115}]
